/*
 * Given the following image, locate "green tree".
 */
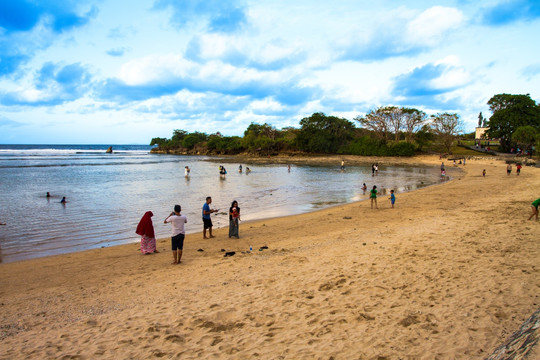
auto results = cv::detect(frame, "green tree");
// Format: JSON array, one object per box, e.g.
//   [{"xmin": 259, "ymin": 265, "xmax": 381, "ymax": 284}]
[
  {"xmin": 355, "ymin": 107, "xmax": 391, "ymax": 142},
  {"xmin": 207, "ymin": 135, "xmax": 244, "ymax": 154},
  {"xmin": 150, "ymin": 137, "xmax": 169, "ymax": 148},
  {"xmin": 414, "ymin": 124, "xmax": 434, "ymax": 151},
  {"xmin": 296, "ymin": 113, "xmax": 355, "ymax": 153},
  {"xmin": 181, "ymin": 132, "xmax": 207, "ymax": 149},
  {"xmin": 487, "ymin": 94, "xmax": 540, "ymax": 152},
  {"xmin": 169, "ymin": 129, "xmax": 188, "ymax": 148},
  {"xmin": 430, "ymin": 113, "xmax": 462, "ymax": 154},
  {"xmin": 403, "ymin": 108, "xmax": 426, "ymax": 143},
  {"xmin": 512, "ymin": 125, "xmax": 538, "ymax": 151},
  {"xmin": 243, "ymin": 123, "xmax": 279, "ymax": 153}
]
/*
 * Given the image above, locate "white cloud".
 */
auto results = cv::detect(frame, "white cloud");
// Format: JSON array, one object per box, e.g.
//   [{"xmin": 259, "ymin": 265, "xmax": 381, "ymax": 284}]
[
  {"xmin": 249, "ymin": 98, "xmax": 284, "ymax": 112},
  {"xmin": 407, "ymin": 6, "xmax": 465, "ymax": 46},
  {"xmin": 1, "ymin": 0, "xmax": 540, "ymax": 143},
  {"xmin": 117, "ymin": 55, "xmax": 194, "ymax": 85},
  {"xmin": 431, "ymin": 56, "xmax": 470, "ymax": 89}
]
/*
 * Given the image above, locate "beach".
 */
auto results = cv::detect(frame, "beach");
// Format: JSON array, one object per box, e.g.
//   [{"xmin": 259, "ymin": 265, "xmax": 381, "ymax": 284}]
[{"xmin": 0, "ymin": 155, "xmax": 539, "ymax": 359}]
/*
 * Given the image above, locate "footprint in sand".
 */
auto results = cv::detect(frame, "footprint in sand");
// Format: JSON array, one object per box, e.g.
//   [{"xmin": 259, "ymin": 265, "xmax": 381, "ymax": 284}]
[{"xmin": 164, "ymin": 334, "xmax": 185, "ymax": 343}]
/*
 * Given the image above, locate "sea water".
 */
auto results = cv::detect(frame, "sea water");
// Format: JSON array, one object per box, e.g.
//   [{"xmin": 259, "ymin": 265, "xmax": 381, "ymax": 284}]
[{"xmin": 0, "ymin": 145, "xmax": 443, "ymax": 263}]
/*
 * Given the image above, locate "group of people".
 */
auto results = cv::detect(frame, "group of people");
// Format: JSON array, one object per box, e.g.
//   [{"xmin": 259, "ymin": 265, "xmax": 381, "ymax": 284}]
[
  {"xmin": 366, "ymin": 185, "xmax": 395, "ymax": 209},
  {"xmin": 239, "ymin": 165, "xmax": 251, "ymax": 174},
  {"xmin": 506, "ymin": 163, "xmax": 522, "ymax": 176},
  {"xmin": 46, "ymin": 192, "xmax": 67, "ymax": 203},
  {"xmin": 135, "ymin": 197, "xmax": 242, "ymax": 264}
]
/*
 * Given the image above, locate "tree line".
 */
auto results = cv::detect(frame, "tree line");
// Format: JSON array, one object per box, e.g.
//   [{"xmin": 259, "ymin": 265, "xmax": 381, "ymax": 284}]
[{"xmin": 150, "ymin": 93, "xmax": 540, "ymax": 157}]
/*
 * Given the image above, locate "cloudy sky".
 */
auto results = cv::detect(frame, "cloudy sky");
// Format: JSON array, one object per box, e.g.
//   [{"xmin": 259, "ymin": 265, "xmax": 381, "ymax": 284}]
[{"xmin": 1, "ymin": 0, "xmax": 539, "ymax": 144}]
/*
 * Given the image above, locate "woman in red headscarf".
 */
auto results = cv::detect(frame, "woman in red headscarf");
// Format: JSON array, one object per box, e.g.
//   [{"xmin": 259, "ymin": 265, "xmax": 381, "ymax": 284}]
[{"xmin": 136, "ymin": 211, "xmax": 159, "ymax": 254}]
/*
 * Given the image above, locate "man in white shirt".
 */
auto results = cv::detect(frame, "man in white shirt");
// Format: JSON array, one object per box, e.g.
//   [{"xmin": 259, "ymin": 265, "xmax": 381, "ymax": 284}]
[{"xmin": 164, "ymin": 205, "xmax": 188, "ymax": 264}]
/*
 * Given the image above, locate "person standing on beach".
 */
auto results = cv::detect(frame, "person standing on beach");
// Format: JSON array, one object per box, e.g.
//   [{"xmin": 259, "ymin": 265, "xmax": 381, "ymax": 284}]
[
  {"xmin": 362, "ymin": 183, "xmax": 367, "ymax": 194},
  {"xmin": 239, "ymin": 165, "xmax": 242, "ymax": 173},
  {"xmin": 371, "ymin": 164, "xmax": 375, "ymax": 176},
  {"xmin": 136, "ymin": 211, "xmax": 158, "ymax": 255},
  {"xmin": 229, "ymin": 200, "xmax": 241, "ymax": 238},
  {"xmin": 184, "ymin": 166, "xmax": 190, "ymax": 177},
  {"xmin": 341, "ymin": 160, "xmax": 345, "ymax": 171},
  {"xmin": 164, "ymin": 205, "xmax": 187, "ymax": 264},
  {"xmin": 506, "ymin": 164, "xmax": 512, "ymax": 175},
  {"xmin": 528, "ymin": 198, "xmax": 540, "ymax": 221},
  {"xmin": 440, "ymin": 162, "xmax": 445, "ymax": 175},
  {"xmin": 516, "ymin": 164, "xmax": 522, "ymax": 176},
  {"xmin": 389, "ymin": 190, "xmax": 395, "ymax": 208},
  {"xmin": 483, "ymin": 169, "xmax": 486, "ymax": 177},
  {"xmin": 370, "ymin": 186, "xmax": 378, "ymax": 209},
  {"xmin": 202, "ymin": 197, "xmax": 218, "ymax": 239}
]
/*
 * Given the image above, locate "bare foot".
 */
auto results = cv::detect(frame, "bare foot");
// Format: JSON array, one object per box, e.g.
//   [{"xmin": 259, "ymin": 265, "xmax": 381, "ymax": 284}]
[
  {"xmin": 210, "ymin": 235, "xmax": 216, "ymax": 238},
  {"xmin": 171, "ymin": 261, "xmax": 177, "ymax": 265}
]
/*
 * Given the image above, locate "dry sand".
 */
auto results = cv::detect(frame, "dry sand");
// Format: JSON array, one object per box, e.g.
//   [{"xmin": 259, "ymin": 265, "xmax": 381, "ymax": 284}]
[{"xmin": 1, "ymin": 155, "xmax": 539, "ymax": 359}]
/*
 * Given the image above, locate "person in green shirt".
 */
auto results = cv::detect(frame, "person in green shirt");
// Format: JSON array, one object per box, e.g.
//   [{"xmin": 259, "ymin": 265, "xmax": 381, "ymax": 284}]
[
  {"xmin": 528, "ymin": 198, "xmax": 540, "ymax": 221},
  {"xmin": 370, "ymin": 185, "xmax": 378, "ymax": 209}
]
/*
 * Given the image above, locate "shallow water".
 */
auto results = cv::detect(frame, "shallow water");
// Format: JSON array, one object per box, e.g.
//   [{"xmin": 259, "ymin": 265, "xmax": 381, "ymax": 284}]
[{"xmin": 0, "ymin": 145, "xmax": 444, "ymax": 263}]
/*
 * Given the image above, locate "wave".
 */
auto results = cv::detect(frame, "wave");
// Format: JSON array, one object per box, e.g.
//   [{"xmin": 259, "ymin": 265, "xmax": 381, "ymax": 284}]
[
  {"xmin": 0, "ymin": 144, "xmax": 154, "ymax": 157},
  {"xmin": 0, "ymin": 149, "xmax": 151, "ymax": 156},
  {"xmin": 0, "ymin": 159, "xmax": 181, "ymax": 169}
]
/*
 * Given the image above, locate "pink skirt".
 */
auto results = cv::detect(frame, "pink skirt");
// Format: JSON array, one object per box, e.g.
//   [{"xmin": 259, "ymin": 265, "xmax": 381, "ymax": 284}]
[{"xmin": 140, "ymin": 234, "xmax": 156, "ymax": 254}]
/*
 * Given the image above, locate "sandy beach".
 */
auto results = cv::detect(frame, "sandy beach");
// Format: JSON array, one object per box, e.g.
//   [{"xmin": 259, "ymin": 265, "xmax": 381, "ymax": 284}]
[{"xmin": 1, "ymin": 155, "xmax": 538, "ymax": 359}]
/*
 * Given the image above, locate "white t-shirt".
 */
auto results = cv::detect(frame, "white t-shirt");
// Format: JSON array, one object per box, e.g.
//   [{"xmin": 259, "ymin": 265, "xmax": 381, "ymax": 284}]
[{"xmin": 166, "ymin": 215, "xmax": 187, "ymax": 236}]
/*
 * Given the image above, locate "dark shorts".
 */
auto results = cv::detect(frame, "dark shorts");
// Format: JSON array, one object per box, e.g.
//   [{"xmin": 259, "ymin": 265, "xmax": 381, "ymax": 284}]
[
  {"xmin": 171, "ymin": 233, "xmax": 185, "ymax": 251},
  {"xmin": 203, "ymin": 217, "xmax": 213, "ymax": 229}
]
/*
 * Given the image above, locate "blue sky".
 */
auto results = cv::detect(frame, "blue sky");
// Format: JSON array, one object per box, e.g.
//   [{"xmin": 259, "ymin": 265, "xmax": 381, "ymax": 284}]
[{"xmin": 0, "ymin": 0, "xmax": 539, "ymax": 144}]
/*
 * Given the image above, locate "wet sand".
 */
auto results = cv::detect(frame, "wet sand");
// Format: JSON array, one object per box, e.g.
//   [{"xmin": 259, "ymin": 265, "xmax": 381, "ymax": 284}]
[{"xmin": 0, "ymin": 155, "xmax": 539, "ymax": 359}]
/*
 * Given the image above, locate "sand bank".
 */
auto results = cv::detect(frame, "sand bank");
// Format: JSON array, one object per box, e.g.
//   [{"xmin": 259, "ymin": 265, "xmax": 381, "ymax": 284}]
[{"xmin": 1, "ymin": 155, "xmax": 539, "ymax": 359}]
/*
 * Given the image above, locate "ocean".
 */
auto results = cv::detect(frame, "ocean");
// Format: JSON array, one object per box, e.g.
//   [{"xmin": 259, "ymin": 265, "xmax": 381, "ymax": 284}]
[{"xmin": 0, "ymin": 144, "xmax": 443, "ymax": 263}]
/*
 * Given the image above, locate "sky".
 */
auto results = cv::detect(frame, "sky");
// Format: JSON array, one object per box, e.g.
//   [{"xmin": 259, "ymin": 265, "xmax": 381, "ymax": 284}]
[{"xmin": 0, "ymin": 0, "xmax": 539, "ymax": 144}]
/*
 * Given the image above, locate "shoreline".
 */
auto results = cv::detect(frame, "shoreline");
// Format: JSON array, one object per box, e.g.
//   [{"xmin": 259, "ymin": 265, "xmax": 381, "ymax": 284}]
[
  {"xmin": 1, "ymin": 155, "xmax": 538, "ymax": 359},
  {"xmin": 1, "ymin": 154, "xmax": 457, "ymax": 264},
  {"xmin": 3, "ymin": 164, "xmax": 459, "ymax": 265}
]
